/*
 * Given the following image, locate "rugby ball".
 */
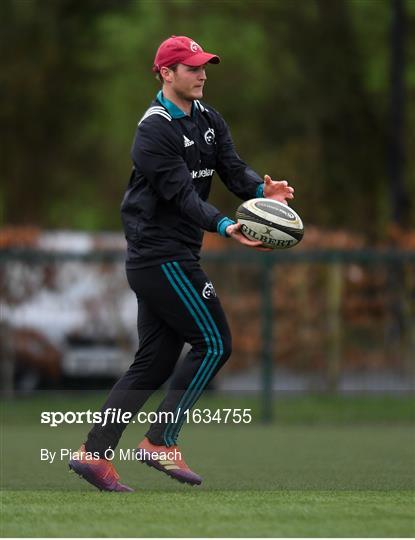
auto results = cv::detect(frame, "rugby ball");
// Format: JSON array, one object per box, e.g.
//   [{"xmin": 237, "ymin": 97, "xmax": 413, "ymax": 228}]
[{"xmin": 236, "ymin": 198, "xmax": 304, "ymax": 249}]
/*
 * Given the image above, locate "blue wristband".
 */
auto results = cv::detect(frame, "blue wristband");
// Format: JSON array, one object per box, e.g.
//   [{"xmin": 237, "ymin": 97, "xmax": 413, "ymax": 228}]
[
  {"xmin": 217, "ymin": 217, "xmax": 235, "ymax": 237},
  {"xmin": 255, "ymin": 183, "xmax": 265, "ymax": 198}
]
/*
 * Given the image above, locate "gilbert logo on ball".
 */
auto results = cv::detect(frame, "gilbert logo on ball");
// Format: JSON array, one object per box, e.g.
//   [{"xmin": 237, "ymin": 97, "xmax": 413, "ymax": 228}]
[{"xmin": 236, "ymin": 198, "xmax": 304, "ymax": 249}]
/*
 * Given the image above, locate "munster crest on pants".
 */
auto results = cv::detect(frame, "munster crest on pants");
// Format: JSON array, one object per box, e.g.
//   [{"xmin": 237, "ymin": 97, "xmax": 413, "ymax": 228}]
[{"xmin": 202, "ymin": 281, "xmax": 216, "ymax": 299}]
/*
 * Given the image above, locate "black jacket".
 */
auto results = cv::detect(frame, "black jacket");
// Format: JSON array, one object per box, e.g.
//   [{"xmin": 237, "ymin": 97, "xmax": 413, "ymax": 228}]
[{"xmin": 121, "ymin": 96, "xmax": 263, "ymax": 268}]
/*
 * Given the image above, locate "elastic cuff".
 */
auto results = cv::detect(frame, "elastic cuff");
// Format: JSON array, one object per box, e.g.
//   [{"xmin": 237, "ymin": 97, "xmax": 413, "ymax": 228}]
[
  {"xmin": 217, "ymin": 217, "xmax": 235, "ymax": 237},
  {"xmin": 255, "ymin": 183, "xmax": 265, "ymax": 198}
]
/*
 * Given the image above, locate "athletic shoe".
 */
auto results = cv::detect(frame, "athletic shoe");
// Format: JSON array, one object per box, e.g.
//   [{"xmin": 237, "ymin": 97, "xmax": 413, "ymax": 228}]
[
  {"xmin": 136, "ymin": 437, "xmax": 202, "ymax": 486},
  {"xmin": 69, "ymin": 444, "xmax": 133, "ymax": 492}
]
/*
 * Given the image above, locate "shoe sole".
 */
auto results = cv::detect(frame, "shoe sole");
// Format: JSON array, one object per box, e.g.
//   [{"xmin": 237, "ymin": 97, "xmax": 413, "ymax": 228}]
[
  {"xmin": 140, "ymin": 457, "xmax": 202, "ymax": 486},
  {"xmin": 69, "ymin": 461, "xmax": 133, "ymax": 492}
]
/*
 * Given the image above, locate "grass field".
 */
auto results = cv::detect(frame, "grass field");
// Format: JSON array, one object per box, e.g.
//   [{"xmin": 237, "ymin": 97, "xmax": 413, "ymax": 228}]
[{"xmin": 1, "ymin": 393, "xmax": 414, "ymax": 537}]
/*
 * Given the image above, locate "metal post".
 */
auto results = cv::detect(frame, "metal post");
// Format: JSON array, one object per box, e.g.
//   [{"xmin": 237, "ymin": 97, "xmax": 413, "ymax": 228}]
[
  {"xmin": 261, "ymin": 258, "xmax": 274, "ymax": 422},
  {"xmin": 326, "ymin": 262, "xmax": 343, "ymax": 392},
  {"xmin": 0, "ymin": 321, "xmax": 14, "ymax": 399}
]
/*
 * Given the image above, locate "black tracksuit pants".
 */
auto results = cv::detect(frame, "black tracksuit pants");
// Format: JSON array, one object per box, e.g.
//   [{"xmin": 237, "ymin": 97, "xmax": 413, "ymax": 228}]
[{"xmin": 85, "ymin": 260, "xmax": 232, "ymax": 455}]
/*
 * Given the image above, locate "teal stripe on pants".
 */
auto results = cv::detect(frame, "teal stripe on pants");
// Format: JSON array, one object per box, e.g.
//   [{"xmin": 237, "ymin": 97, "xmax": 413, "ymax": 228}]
[
  {"xmin": 161, "ymin": 263, "xmax": 218, "ymax": 445},
  {"xmin": 164, "ymin": 262, "xmax": 223, "ymax": 443}
]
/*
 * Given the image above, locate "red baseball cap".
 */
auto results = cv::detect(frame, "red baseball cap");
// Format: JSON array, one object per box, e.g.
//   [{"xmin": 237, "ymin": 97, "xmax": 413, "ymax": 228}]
[{"xmin": 152, "ymin": 35, "xmax": 220, "ymax": 73}]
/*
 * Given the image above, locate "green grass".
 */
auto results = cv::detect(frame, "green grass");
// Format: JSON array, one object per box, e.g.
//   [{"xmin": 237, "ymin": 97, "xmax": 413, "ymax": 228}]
[
  {"xmin": 2, "ymin": 490, "xmax": 414, "ymax": 537},
  {"xmin": 2, "ymin": 391, "xmax": 414, "ymax": 424},
  {"xmin": 1, "ymin": 393, "xmax": 414, "ymax": 537}
]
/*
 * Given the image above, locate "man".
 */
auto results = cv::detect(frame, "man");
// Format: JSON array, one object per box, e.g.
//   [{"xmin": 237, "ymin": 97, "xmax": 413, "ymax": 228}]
[{"xmin": 69, "ymin": 35, "xmax": 294, "ymax": 492}]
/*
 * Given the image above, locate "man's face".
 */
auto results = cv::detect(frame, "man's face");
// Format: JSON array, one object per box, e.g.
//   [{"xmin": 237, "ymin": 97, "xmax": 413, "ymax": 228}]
[{"xmin": 167, "ymin": 64, "xmax": 207, "ymax": 101}]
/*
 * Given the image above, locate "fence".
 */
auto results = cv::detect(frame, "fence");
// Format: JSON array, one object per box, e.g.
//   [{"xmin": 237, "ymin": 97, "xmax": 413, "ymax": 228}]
[{"xmin": 1, "ymin": 247, "xmax": 414, "ymax": 419}]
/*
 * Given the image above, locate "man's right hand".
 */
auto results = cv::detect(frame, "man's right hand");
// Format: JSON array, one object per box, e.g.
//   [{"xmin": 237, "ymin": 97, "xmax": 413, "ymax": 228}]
[{"xmin": 226, "ymin": 223, "xmax": 272, "ymax": 251}]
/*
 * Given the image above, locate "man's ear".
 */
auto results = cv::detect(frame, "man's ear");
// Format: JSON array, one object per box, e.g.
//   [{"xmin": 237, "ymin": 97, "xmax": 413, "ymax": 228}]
[{"xmin": 160, "ymin": 67, "xmax": 173, "ymax": 84}]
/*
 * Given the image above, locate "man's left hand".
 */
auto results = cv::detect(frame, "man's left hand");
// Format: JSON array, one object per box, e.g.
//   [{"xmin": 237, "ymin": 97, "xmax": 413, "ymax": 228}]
[{"xmin": 263, "ymin": 174, "xmax": 294, "ymax": 205}]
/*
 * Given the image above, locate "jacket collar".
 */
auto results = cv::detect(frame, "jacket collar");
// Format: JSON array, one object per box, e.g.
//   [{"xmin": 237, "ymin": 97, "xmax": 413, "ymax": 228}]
[{"xmin": 156, "ymin": 90, "xmax": 196, "ymax": 119}]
